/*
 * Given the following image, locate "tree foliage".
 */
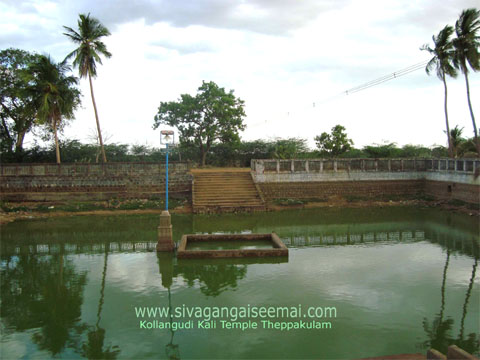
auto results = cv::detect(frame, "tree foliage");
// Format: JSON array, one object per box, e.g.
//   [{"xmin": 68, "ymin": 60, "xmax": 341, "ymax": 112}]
[
  {"xmin": 452, "ymin": 8, "xmax": 480, "ymax": 75},
  {"xmin": 0, "ymin": 48, "xmax": 40, "ymax": 158},
  {"xmin": 446, "ymin": 125, "xmax": 477, "ymax": 157},
  {"xmin": 314, "ymin": 125, "xmax": 353, "ymax": 156},
  {"xmin": 0, "ymin": 137, "xmax": 459, "ymax": 164},
  {"xmin": 26, "ymin": 55, "xmax": 81, "ymax": 163},
  {"xmin": 153, "ymin": 81, "xmax": 246, "ymax": 166},
  {"xmin": 362, "ymin": 142, "xmax": 401, "ymax": 158},
  {"xmin": 272, "ymin": 138, "xmax": 309, "ymax": 159},
  {"xmin": 422, "ymin": 26, "xmax": 458, "ymax": 81}
]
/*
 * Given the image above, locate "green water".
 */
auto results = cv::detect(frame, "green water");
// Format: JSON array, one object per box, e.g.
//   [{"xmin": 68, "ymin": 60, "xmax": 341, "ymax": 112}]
[
  {"xmin": 186, "ymin": 239, "xmax": 274, "ymax": 250},
  {"xmin": 1, "ymin": 207, "xmax": 479, "ymax": 359}
]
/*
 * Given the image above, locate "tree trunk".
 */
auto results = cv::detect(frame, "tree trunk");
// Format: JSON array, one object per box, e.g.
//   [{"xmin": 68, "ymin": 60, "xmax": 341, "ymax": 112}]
[
  {"xmin": 15, "ymin": 130, "xmax": 26, "ymax": 154},
  {"xmin": 201, "ymin": 149, "xmax": 207, "ymax": 167},
  {"xmin": 53, "ymin": 118, "xmax": 61, "ymax": 164},
  {"xmin": 88, "ymin": 72, "xmax": 107, "ymax": 163},
  {"xmin": 442, "ymin": 74, "xmax": 453, "ymax": 158},
  {"xmin": 1, "ymin": 104, "xmax": 14, "ymax": 148},
  {"xmin": 14, "ymin": 129, "xmax": 26, "ymax": 162},
  {"xmin": 463, "ymin": 70, "xmax": 479, "ymax": 156}
]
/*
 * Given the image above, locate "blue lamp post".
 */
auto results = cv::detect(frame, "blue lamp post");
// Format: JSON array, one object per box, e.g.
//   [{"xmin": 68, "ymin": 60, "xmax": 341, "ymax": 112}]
[
  {"xmin": 157, "ymin": 129, "xmax": 175, "ymax": 252},
  {"xmin": 166, "ymin": 142, "xmax": 169, "ymax": 211},
  {"xmin": 160, "ymin": 130, "xmax": 174, "ymax": 211}
]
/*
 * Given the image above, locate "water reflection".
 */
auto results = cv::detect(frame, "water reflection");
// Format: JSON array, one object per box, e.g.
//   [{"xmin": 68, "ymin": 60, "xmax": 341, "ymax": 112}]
[
  {"xmin": 421, "ymin": 252, "xmax": 479, "ymax": 355},
  {"xmin": 0, "ymin": 248, "xmax": 87, "ymax": 355},
  {"xmin": 157, "ymin": 253, "xmax": 180, "ymax": 360},
  {"xmin": 0, "ymin": 208, "xmax": 478, "ymax": 359},
  {"xmin": 175, "ymin": 263, "xmax": 247, "ymax": 297},
  {"xmin": 2, "ymin": 209, "xmax": 477, "ymax": 259},
  {"xmin": 81, "ymin": 242, "xmax": 120, "ymax": 359},
  {"xmin": 456, "ymin": 258, "xmax": 479, "ymax": 354}
]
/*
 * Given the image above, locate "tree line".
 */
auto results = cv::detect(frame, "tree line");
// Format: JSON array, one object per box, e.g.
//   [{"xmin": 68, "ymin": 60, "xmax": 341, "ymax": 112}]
[{"xmin": 3, "ymin": 133, "xmax": 472, "ymax": 166}]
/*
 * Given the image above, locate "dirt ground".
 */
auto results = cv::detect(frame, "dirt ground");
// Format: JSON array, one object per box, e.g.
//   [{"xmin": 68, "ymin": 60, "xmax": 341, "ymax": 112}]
[
  {"xmin": 1, "ymin": 198, "xmax": 478, "ymax": 226},
  {"xmin": 0, "ymin": 203, "xmax": 192, "ymax": 225}
]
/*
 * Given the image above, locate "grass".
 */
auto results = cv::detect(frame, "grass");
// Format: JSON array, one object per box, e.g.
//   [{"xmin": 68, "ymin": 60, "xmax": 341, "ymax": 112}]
[
  {"xmin": 447, "ymin": 199, "xmax": 479, "ymax": 210},
  {"xmin": 345, "ymin": 193, "xmax": 435, "ymax": 203},
  {"xmin": 0, "ymin": 196, "xmax": 189, "ymax": 213}
]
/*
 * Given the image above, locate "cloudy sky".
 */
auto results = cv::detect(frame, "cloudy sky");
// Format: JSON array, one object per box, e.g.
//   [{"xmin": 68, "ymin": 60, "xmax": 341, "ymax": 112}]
[{"xmin": 1, "ymin": 0, "xmax": 479, "ymax": 149}]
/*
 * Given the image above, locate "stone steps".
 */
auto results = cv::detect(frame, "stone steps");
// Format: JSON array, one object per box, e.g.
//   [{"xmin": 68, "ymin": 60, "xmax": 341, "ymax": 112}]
[{"xmin": 192, "ymin": 170, "xmax": 265, "ymax": 213}]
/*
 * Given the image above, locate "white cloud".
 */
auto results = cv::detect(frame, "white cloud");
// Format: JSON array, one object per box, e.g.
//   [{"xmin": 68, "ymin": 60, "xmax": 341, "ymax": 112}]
[{"xmin": 1, "ymin": 0, "xmax": 479, "ymax": 149}]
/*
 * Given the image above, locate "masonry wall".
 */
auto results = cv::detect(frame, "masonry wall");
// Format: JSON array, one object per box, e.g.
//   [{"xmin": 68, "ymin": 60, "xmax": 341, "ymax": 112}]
[
  {"xmin": 2, "ymin": 159, "xmax": 479, "ymax": 205},
  {"xmin": 252, "ymin": 159, "xmax": 480, "ymax": 205},
  {"xmin": 258, "ymin": 180, "xmax": 425, "ymax": 201},
  {"xmin": 424, "ymin": 180, "xmax": 480, "ymax": 204},
  {"xmin": 0, "ymin": 162, "xmax": 192, "ymax": 202}
]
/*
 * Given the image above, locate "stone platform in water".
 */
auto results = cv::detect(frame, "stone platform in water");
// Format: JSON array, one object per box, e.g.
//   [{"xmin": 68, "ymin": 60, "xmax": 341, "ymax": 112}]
[{"xmin": 177, "ymin": 232, "xmax": 288, "ymax": 259}]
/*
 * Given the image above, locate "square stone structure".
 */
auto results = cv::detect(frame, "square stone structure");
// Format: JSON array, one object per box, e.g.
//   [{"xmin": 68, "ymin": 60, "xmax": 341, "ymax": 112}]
[{"xmin": 177, "ymin": 233, "xmax": 288, "ymax": 259}]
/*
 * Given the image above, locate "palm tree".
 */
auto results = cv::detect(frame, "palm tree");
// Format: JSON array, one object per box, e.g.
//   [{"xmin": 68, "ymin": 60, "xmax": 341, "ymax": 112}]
[
  {"xmin": 421, "ymin": 25, "xmax": 458, "ymax": 158},
  {"xmin": 452, "ymin": 8, "xmax": 480, "ymax": 155},
  {"xmin": 63, "ymin": 13, "xmax": 111, "ymax": 163},
  {"xmin": 27, "ymin": 55, "xmax": 80, "ymax": 163},
  {"xmin": 446, "ymin": 125, "xmax": 465, "ymax": 157}
]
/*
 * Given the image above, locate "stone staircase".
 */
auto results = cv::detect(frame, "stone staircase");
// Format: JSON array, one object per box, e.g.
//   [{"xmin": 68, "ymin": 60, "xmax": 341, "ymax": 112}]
[{"xmin": 192, "ymin": 169, "xmax": 266, "ymax": 213}]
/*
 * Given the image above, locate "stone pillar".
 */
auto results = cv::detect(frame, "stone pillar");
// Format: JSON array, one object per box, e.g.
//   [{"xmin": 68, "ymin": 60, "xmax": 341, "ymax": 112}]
[
  {"xmin": 447, "ymin": 345, "xmax": 477, "ymax": 360},
  {"xmin": 426, "ymin": 349, "xmax": 446, "ymax": 360},
  {"xmin": 157, "ymin": 210, "xmax": 174, "ymax": 252}
]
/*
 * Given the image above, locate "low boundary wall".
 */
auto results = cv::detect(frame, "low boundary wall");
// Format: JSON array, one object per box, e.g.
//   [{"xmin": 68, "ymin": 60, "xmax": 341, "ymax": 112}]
[
  {"xmin": 251, "ymin": 159, "xmax": 480, "ymax": 205},
  {"xmin": 0, "ymin": 162, "xmax": 192, "ymax": 202},
  {"xmin": 1, "ymin": 159, "xmax": 479, "ymax": 205}
]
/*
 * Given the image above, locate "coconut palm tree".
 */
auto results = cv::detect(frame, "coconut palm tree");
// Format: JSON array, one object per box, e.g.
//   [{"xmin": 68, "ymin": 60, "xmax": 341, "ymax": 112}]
[
  {"xmin": 27, "ymin": 55, "xmax": 80, "ymax": 163},
  {"xmin": 452, "ymin": 8, "xmax": 480, "ymax": 155},
  {"xmin": 446, "ymin": 125, "xmax": 465, "ymax": 157},
  {"xmin": 421, "ymin": 25, "xmax": 458, "ymax": 157},
  {"xmin": 63, "ymin": 13, "xmax": 112, "ymax": 163}
]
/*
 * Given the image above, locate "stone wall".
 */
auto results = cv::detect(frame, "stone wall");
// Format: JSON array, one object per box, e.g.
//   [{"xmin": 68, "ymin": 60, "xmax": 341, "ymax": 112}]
[
  {"xmin": 0, "ymin": 162, "xmax": 192, "ymax": 202},
  {"xmin": 258, "ymin": 180, "xmax": 424, "ymax": 201},
  {"xmin": 424, "ymin": 180, "xmax": 479, "ymax": 204},
  {"xmin": 2, "ymin": 159, "xmax": 479, "ymax": 205},
  {"xmin": 251, "ymin": 158, "xmax": 480, "ymax": 205}
]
